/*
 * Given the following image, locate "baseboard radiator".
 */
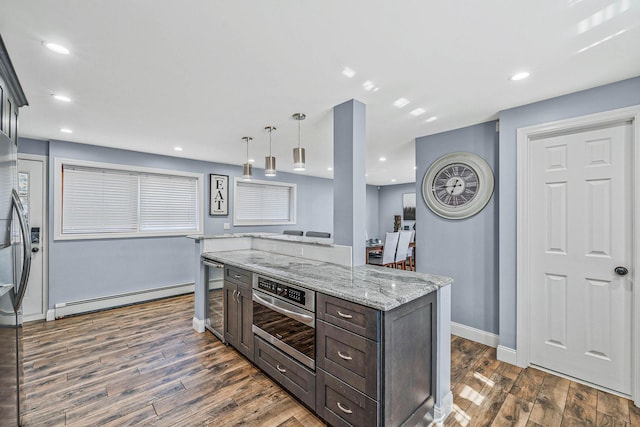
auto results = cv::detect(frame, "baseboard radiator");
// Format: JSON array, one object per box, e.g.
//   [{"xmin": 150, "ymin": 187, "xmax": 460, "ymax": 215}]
[{"xmin": 53, "ymin": 282, "xmax": 194, "ymax": 319}]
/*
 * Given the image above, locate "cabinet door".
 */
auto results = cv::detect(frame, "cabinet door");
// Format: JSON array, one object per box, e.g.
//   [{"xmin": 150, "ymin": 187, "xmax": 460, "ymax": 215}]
[
  {"xmin": 237, "ymin": 283, "xmax": 254, "ymax": 361},
  {"xmin": 223, "ymin": 282, "xmax": 238, "ymax": 347}
]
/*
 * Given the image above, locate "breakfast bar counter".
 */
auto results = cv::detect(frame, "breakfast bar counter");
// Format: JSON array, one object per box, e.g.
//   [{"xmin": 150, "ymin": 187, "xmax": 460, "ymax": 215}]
[{"xmin": 201, "ymin": 249, "xmax": 451, "ymax": 311}]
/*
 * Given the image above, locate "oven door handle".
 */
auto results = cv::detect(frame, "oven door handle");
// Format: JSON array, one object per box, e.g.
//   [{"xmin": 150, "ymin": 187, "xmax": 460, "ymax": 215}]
[{"xmin": 253, "ymin": 291, "xmax": 315, "ymax": 328}]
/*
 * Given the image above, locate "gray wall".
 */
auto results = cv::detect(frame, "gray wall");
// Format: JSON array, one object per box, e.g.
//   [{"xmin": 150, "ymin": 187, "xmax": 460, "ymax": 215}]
[
  {"xmin": 20, "ymin": 138, "xmax": 334, "ymax": 308},
  {"xmin": 415, "ymin": 121, "xmax": 499, "ymax": 334},
  {"xmin": 365, "ymin": 185, "xmax": 379, "ymax": 240},
  {"xmin": 377, "ymin": 182, "xmax": 416, "ymax": 239},
  {"xmin": 497, "ymin": 76, "xmax": 640, "ymax": 349}
]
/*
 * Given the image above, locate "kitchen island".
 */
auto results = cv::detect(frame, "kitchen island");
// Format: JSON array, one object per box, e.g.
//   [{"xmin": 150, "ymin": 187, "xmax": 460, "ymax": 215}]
[{"xmin": 191, "ymin": 235, "xmax": 453, "ymax": 426}]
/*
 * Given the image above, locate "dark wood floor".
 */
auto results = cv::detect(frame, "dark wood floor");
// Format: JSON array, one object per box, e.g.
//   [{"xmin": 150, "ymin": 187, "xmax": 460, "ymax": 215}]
[{"xmin": 22, "ymin": 294, "xmax": 639, "ymax": 426}]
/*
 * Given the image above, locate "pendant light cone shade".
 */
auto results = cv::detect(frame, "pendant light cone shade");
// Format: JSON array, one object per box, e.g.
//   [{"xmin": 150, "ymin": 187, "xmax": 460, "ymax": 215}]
[
  {"xmin": 292, "ymin": 113, "xmax": 306, "ymax": 171},
  {"xmin": 242, "ymin": 136, "xmax": 253, "ymax": 180},
  {"xmin": 264, "ymin": 126, "xmax": 277, "ymax": 177}
]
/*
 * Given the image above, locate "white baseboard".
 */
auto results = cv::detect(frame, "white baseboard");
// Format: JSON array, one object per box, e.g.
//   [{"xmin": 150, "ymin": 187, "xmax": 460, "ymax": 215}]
[
  {"xmin": 451, "ymin": 322, "xmax": 499, "ymax": 348},
  {"xmin": 433, "ymin": 390, "xmax": 453, "ymax": 423},
  {"xmin": 53, "ymin": 282, "xmax": 194, "ymax": 319},
  {"xmin": 45, "ymin": 309, "xmax": 55, "ymax": 321},
  {"xmin": 497, "ymin": 345, "xmax": 518, "ymax": 366},
  {"xmin": 192, "ymin": 317, "xmax": 205, "ymax": 333}
]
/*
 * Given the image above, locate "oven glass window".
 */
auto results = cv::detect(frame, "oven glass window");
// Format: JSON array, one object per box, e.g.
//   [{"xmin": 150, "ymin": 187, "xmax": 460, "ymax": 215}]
[{"xmin": 253, "ymin": 301, "xmax": 315, "ymax": 360}]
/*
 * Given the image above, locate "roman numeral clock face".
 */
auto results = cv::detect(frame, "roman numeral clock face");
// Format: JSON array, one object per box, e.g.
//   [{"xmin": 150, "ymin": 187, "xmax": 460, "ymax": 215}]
[
  {"xmin": 433, "ymin": 163, "xmax": 478, "ymax": 207},
  {"xmin": 422, "ymin": 152, "xmax": 494, "ymax": 219}
]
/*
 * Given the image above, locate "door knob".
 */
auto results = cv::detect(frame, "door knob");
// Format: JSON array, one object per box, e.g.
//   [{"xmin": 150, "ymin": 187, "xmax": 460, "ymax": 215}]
[
  {"xmin": 614, "ymin": 266, "xmax": 628, "ymax": 276},
  {"xmin": 31, "ymin": 247, "xmax": 39, "ymax": 253}
]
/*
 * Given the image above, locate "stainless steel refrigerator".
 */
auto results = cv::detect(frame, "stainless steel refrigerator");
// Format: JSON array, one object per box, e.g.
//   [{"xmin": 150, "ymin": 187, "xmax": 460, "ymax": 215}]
[{"xmin": 0, "ymin": 35, "xmax": 31, "ymax": 427}]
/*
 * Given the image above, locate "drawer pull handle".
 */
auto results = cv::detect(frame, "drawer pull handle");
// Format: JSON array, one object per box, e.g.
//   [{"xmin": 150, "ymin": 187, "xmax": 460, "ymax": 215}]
[
  {"xmin": 337, "ymin": 351, "xmax": 352, "ymax": 361},
  {"xmin": 276, "ymin": 364, "xmax": 287, "ymax": 373},
  {"xmin": 336, "ymin": 402, "xmax": 353, "ymax": 414},
  {"xmin": 337, "ymin": 310, "xmax": 353, "ymax": 319},
  {"xmin": 234, "ymin": 274, "xmax": 242, "ymax": 279}
]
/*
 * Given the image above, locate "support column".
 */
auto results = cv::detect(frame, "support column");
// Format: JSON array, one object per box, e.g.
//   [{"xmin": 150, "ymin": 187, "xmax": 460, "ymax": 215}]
[{"xmin": 333, "ymin": 99, "xmax": 366, "ymax": 266}]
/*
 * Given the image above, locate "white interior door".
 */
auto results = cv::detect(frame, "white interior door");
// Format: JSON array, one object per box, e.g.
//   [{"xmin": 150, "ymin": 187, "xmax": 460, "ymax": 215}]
[
  {"xmin": 17, "ymin": 156, "xmax": 46, "ymax": 321},
  {"xmin": 528, "ymin": 122, "xmax": 633, "ymax": 396}
]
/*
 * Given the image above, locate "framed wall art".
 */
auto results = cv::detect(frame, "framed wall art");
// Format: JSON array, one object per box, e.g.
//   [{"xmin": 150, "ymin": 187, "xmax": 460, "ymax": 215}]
[
  {"xmin": 402, "ymin": 192, "xmax": 416, "ymax": 221},
  {"xmin": 210, "ymin": 174, "xmax": 228, "ymax": 216}
]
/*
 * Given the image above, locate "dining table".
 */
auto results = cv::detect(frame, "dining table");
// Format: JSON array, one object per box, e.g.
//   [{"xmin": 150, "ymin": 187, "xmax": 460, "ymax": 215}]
[{"xmin": 365, "ymin": 240, "xmax": 416, "ymax": 267}]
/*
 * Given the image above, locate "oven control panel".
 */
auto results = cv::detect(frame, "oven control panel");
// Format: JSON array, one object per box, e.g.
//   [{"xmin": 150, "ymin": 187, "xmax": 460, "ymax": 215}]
[{"xmin": 257, "ymin": 277, "xmax": 306, "ymax": 305}]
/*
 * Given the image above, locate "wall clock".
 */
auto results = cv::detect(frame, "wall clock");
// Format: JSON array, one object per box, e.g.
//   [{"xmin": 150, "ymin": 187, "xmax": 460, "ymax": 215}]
[{"xmin": 422, "ymin": 152, "xmax": 494, "ymax": 219}]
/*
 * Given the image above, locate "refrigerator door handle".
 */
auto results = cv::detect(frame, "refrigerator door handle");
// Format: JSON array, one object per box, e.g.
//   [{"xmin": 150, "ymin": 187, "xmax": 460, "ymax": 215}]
[{"xmin": 11, "ymin": 189, "xmax": 31, "ymax": 311}]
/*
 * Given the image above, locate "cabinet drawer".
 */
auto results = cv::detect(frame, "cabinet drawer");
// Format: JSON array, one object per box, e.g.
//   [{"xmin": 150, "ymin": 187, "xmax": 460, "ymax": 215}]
[
  {"xmin": 316, "ymin": 370, "xmax": 378, "ymax": 427},
  {"xmin": 317, "ymin": 293, "xmax": 379, "ymax": 341},
  {"xmin": 316, "ymin": 320, "xmax": 378, "ymax": 399},
  {"xmin": 254, "ymin": 336, "xmax": 316, "ymax": 410},
  {"xmin": 224, "ymin": 266, "xmax": 252, "ymax": 287}
]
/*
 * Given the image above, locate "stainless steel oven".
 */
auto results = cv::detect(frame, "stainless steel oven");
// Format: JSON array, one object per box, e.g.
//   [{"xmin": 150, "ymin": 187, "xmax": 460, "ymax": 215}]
[{"xmin": 252, "ymin": 276, "xmax": 316, "ymax": 370}]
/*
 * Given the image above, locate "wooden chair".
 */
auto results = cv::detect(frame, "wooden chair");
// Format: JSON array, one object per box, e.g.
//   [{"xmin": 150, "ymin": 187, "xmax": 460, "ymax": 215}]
[
  {"xmin": 368, "ymin": 232, "xmax": 399, "ymax": 268},
  {"xmin": 305, "ymin": 231, "xmax": 331, "ymax": 238},
  {"xmin": 394, "ymin": 230, "xmax": 413, "ymax": 270},
  {"xmin": 283, "ymin": 230, "xmax": 303, "ymax": 236},
  {"xmin": 406, "ymin": 230, "xmax": 416, "ymax": 271}
]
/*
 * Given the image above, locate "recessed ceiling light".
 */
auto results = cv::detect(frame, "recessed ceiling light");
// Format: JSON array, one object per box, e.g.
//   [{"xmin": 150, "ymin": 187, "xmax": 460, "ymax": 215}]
[
  {"xmin": 362, "ymin": 80, "xmax": 375, "ymax": 91},
  {"xmin": 174, "ymin": 146, "xmax": 183, "ymax": 151},
  {"xmin": 342, "ymin": 67, "xmax": 356, "ymax": 78},
  {"xmin": 379, "ymin": 157, "xmax": 387, "ymax": 162},
  {"xmin": 509, "ymin": 71, "xmax": 530, "ymax": 81},
  {"xmin": 413, "ymin": 166, "xmax": 417, "ymax": 170},
  {"xmin": 59, "ymin": 128, "xmax": 73, "ymax": 133},
  {"xmin": 393, "ymin": 98, "xmax": 410, "ymax": 108},
  {"xmin": 372, "ymin": 87, "xmax": 380, "ymax": 92},
  {"xmin": 51, "ymin": 94, "xmax": 71, "ymax": 102},
  {"xmin": 327, "ymin": 167, "xmax": 333, "ymax": 171},
  {"xmin": 248, "ymin": 158, "xmax": 255, "ymax": 164},
  {"xmin": 425, "ymin": 116, "xmax": 438, "ymax": 123},
  {"xmin": 410, "ymin": 108, "xmax": 426, "ymax": 117},
  {"xmin": 391, "ymin": 179, "xmax": 396, "ymax": 183},
  {"xmin": 43, "ymin": 42, "xmax": 70, "ymax": 55}
]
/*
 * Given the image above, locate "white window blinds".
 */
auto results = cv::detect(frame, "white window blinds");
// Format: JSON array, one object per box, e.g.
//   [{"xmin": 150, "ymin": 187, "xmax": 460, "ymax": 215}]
[
  {"xmin": 62, "ymin": 166, "xmax": 138, "ymax": 234},
  {"xmin": 234, "ymin": 179, "xmax": 296, "ymax": 225},
  {"xmin": 59, "ymin": 162, "xmax": 201, "ymax": 238},
  {"xmin": 139, "ymin": 173, "xmax": 198, "ymax": 231}
]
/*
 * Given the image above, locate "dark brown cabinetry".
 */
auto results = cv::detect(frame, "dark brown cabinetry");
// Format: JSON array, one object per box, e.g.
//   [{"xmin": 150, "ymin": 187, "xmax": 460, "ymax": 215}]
[
  {"xmin": 316, "ymin": 292, "xmax": 437, "ymax": 427},
  {"xmin": 254, "ymin": 336, "xmax": 316, "ymax": 410},
  {"xmin": 223, "ymin": 266, "xmax": 253, "ymax": 362}
]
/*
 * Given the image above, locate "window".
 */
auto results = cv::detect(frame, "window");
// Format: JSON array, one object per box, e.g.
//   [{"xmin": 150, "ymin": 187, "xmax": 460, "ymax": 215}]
[
  {"xmin": 54, "ymin": 158, "xmax": 203, "ymax": 240},
  {"xmin": 233, "ymin": 178, "xmax": 296, "ymax": 226}
]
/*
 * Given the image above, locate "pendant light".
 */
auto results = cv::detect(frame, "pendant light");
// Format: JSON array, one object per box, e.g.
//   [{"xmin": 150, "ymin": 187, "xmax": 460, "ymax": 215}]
[
  {"xmin": 292, "ymin": 113, "xmax": 306, "ymax": 171},
  {"xmin": 242, "ymin": 136, "xmax": 253, "ymax": 180},
  {"xmin": 264, "ymin": 126, "xmax": 277, "ymax": 177}
]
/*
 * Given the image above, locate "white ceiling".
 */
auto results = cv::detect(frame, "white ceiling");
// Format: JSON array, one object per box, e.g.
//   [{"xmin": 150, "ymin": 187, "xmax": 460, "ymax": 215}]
[{"xmin": 1, "ymin": 1, "xmax": 639, "ymax": 185}]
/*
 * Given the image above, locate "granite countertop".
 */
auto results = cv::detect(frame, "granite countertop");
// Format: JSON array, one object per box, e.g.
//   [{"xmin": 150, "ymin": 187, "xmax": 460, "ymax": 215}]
[
  {"xmin": 201, "ymin": 249, "xmax": 452, "ymax": 311},
  {"xmin": 188, "ymin": 233, "xmax": 334, "ymax": 247}
]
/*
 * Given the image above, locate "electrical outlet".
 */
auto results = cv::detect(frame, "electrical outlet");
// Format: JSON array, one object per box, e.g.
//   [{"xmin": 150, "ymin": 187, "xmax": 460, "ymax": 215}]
[{"xmin": 223, "ymin": 223, "xmax": 230, "ymax": 230}]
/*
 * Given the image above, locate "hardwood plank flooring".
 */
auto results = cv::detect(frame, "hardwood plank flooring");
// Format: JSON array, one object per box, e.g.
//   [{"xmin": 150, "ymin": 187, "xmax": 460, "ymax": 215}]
[
  {"xmin": 22, "ymin": 295, "xmax": 638, "ymax": 426},
  {"xmin": 446, "ymin": 335, "xmax": 638, "ymax": 427}
]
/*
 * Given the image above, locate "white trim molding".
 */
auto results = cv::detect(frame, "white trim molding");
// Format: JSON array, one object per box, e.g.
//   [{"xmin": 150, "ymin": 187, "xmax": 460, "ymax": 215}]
[
  {"xmin": 451, "ymin": 322, "xmax": 499, "ymax": 348},
  {"xmin": 516, "ymin": 104, "xmax": 640, "ymax": 406},
  {"xmin": 192, "ymin": 317, "xmax": 206, "ymax": 333},
  {"xmin": 433, "ymin": 390, "xmax": 453, "ymax": 424},
  {"xmin": 497, "ymin": 346, "xmax": 518, "ymax": 366}
]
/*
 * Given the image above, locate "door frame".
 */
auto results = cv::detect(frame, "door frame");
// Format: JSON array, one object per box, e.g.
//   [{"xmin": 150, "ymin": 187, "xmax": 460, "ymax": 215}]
[
  {"xmin": 516, "ymin": 105, "xmax": 640, "ymax": 405},
  {"xmin": 17, "ymin": 153, "xmax": 48, "ymax": 321}
]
